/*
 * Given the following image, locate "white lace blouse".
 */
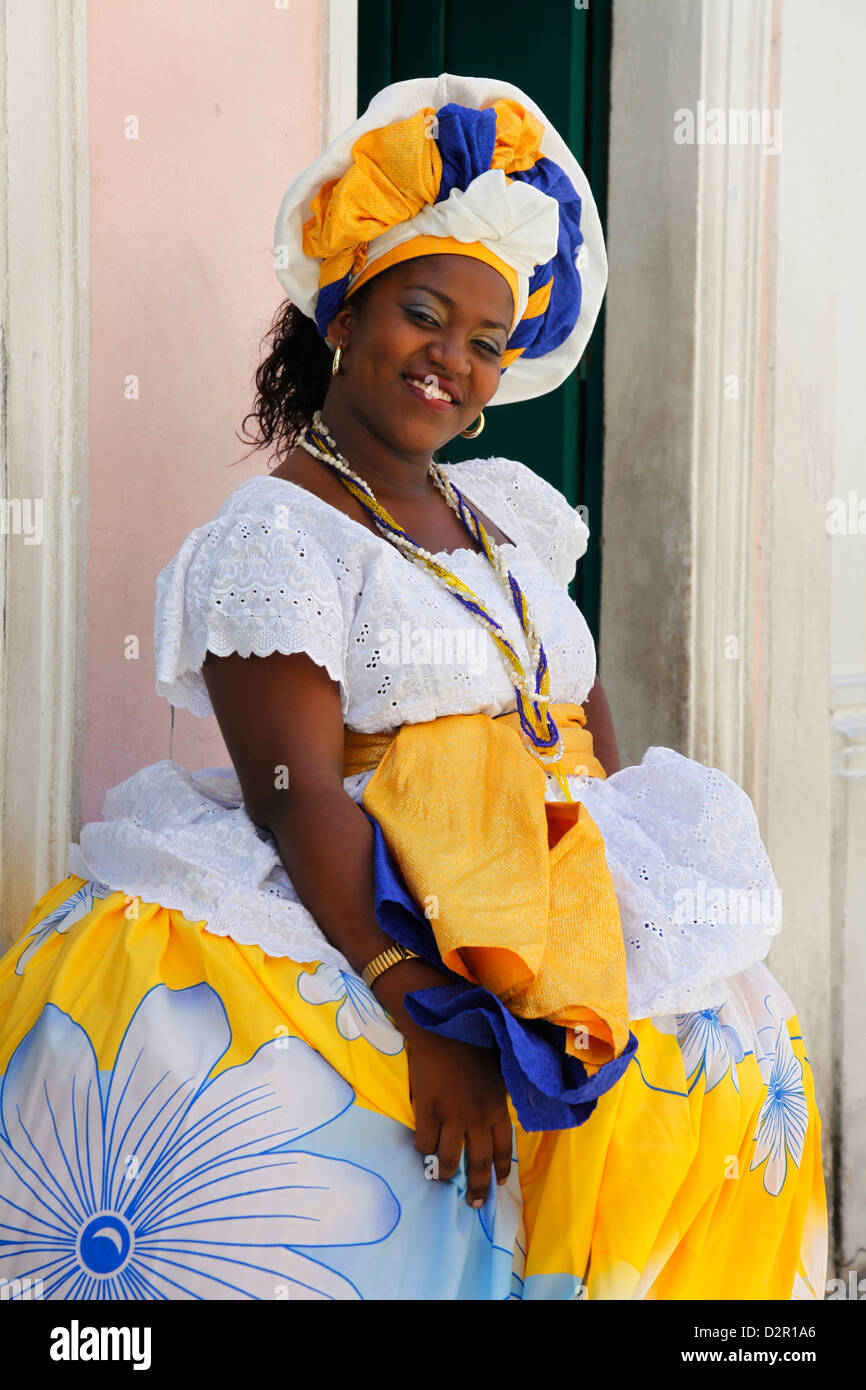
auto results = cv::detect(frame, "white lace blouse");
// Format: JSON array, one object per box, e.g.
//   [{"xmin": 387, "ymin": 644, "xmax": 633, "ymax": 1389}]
[
  {"xmin": 153, "ymin": 455, "xmax": 597, "ymax": 727},
  {"xmin": 68, "ymin": 455, "xmax": 780, "ymax": 1020}
]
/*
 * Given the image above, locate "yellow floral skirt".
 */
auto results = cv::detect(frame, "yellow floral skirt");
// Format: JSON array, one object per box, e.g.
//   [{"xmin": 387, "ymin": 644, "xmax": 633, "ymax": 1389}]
[{"xmin": 0, "ymin": 874, "xmax": 827, "ymax": 1300}]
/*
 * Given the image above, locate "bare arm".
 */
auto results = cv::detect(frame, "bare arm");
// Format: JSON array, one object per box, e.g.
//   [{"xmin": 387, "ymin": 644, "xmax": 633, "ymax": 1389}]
[
  {"xmin": 200, "ymin": 648, "xmax": 445, "ymax": 1023},
  {"xmin": 581, "ymin": 673, "xmax": 621, "ymax": 775},
  {"xmin": 200, "ymin": 648, "xmax": 513, "ymax": 1203}
]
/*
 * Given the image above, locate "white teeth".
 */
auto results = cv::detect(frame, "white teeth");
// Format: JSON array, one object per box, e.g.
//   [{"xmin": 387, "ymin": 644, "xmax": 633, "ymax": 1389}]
[{"xmin": 408, "ymin": 376, "xmax": 453, "ymax": 403}]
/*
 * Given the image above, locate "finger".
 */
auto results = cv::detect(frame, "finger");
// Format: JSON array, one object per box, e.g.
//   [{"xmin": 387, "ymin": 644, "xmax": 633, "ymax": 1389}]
[
  {"xmin": 492, "ymin": 1113, "xmax": 513, "ymax": 1185},
  {"xmin": 435, "ymin": 1122, "xmax": 464, "ymax": 1182},
  {"xmin": 413, "ymin": 1106, "xmax": 441, "ymax": 1181},
  {"xmin": 465, "ymin": 1126, "xmax": 494, "ymax": 1207}
]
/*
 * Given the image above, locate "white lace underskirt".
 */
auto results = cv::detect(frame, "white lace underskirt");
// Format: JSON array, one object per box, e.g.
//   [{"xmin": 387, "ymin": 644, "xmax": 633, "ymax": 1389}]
[{"xmin": 68, "ymin": 746, "xmax": 781, "ymax": 1022}]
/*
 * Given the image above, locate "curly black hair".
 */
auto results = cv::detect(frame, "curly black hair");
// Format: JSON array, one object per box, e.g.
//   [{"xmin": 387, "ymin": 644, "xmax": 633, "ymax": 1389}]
[{"xmin": 236, "ymin": 286, "xmax": 373, "ymax": 467}]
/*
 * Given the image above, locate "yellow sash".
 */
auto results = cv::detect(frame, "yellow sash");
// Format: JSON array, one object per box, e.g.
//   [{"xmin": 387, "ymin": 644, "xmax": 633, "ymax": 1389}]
[{"xmin": 344, "ymin": 702, "xmax": 629, "ymax": 1073}]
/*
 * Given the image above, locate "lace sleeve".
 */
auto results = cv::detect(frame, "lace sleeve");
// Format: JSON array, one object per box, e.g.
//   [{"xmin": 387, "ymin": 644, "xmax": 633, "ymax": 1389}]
[
  {"xmin": 154, "ymin": 488, "xmax": 350, "ymax": 718},
  {"xmin": 500, "ymin": 458, "xmax": 590, "ymax": 589},
  {"xmin": 456, "ymin": 455, "xmax": 590, "ymax": 589}
]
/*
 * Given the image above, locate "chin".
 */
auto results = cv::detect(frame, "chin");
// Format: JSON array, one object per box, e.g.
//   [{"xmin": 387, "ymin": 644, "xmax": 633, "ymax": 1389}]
[{"xmin": 382, "ymin": 408, "xmax": 459, "ymax": 454}]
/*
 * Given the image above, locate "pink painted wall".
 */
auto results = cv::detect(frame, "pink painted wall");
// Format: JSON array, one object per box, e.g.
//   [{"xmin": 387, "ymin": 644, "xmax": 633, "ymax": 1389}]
[{"xmin": 84, "ymin": 0, "xmax": 321, "ymax": 823}]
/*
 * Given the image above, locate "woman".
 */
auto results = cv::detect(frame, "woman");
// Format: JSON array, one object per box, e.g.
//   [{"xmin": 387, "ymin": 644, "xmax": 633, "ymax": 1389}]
[{"xmin": 0, "ymin": 74, "xmax": 827, "ymax": 1301}]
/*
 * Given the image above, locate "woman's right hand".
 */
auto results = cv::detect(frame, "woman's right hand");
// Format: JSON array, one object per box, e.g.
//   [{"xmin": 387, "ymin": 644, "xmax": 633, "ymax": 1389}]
[
  {"xmin": 405, "ymin": 1025, "xmax": 514, "ymax": 1206},
  {"xmin": 372, "ymin": 958, "xmax": 513, "ymax": 1206}
]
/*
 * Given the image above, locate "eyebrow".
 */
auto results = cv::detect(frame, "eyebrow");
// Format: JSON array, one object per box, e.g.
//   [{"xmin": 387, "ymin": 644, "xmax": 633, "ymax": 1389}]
[{"xmin": 401, "ymin": 283, "xmax": 511, "ymax": 334}]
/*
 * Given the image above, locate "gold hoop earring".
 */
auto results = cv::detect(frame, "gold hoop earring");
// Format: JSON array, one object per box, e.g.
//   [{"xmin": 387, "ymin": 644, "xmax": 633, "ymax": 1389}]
[
  {"xmin": 460, "ymin": 411, "xmax": 485, "ymax": 439},
  {"xmin": 331, "ymin": 342, "xmax": 344, "ymax": 377}
]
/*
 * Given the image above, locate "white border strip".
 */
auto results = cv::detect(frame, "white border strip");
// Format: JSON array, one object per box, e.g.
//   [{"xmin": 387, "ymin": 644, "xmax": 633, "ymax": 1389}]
[
  {"xmin": 320, "ymin": 0, "xmax": 358, "ymax": 151},
  {"xmin": 0, "ymin": 0, "xmax": 90, "ymax": 939}
]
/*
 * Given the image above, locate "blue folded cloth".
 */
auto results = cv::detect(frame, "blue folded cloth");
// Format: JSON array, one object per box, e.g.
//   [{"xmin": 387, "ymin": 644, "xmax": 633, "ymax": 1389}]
[{"xmin": 363, "ymin": 809, "xmax": 638, "ymax": 1132}]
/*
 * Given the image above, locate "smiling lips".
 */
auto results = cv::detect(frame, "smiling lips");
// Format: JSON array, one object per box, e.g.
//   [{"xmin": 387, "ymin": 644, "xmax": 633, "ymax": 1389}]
[{"xmin": 403, "ymin": 374, "xmax": 460, "ymax": 413}]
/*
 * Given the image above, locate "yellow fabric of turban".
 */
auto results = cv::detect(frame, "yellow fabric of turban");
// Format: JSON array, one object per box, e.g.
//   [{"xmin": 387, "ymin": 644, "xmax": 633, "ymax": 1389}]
[
  {"xmin": 490, "ymin": 98, "xmax": 546, "ymax": 173},
  {"xmin": 343, "ymin": 702, "xmax": 630, "ymax": 1073},
  {"xmin": 302, "ymin": 99, "xmax": 546, "ymax": 305},
  {"xmin": 303, "ymin": 109, "xmax": 442, "ymax": 292}
]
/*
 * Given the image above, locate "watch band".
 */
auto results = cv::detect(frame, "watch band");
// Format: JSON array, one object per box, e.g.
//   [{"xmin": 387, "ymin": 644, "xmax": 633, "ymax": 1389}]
[{"xmin": 361, "ymin": 943, "xmax": 420, "ymax": 989}]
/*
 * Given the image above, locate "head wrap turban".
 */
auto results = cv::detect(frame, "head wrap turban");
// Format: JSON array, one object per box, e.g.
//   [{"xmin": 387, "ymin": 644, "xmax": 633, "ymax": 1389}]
[{"xmin": 274, "ymin": 74, "xmax": 607, "ymax": 406}]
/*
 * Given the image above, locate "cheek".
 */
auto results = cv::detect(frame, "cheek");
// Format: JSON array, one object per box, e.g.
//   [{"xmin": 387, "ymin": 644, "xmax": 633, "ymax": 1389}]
[
  {"xmin": 467, "ymin": 352, "xmax": 504, "ymax": 408},
  {"xmin": 477, "ymin": 355, "xmax": 505, "ymax": 398},
  {"xmin": 355, "ymin": 309, "xmax": 421, "ymax": 367}
]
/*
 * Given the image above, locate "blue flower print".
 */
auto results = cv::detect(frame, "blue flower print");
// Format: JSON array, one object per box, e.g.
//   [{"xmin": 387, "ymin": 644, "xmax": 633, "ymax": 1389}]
[
  {"xmin": 297, "ymin": 964, "xmax": 404, "ymax": 1055},
  {"xmin": 15, "ymin": 879, "xmax": 114, "ymax": 975},
  {"xmin": 750, "ymin": 1006, "xmax": 809, "ymax": 1197},
  {"xmin": 676, "ymin": 1006, "xmax": 745, "ymax": 1093},
  {"xmin": 0, "ymin": 983, "xmax": 399, "ymax": 1298}
]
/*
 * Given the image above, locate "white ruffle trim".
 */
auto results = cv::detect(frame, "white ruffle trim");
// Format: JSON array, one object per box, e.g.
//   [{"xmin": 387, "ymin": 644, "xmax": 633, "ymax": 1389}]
[
  {"xmin": 68, "ymin": 745, "xmax": 781, "ymax": 1022},
  {"xmin": 567, "ymin": 746, "xmax": 780, "ymax": 1018},
  {"xmin": 68, "ymin": 763, "xmax": 353, "ymax": 972}
]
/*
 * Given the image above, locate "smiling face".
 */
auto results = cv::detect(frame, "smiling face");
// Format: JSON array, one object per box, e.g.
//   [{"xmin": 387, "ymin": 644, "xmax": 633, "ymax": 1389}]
[{"xmin": 323, "ymin": 253, "xmax": 513, "ymax": 454}]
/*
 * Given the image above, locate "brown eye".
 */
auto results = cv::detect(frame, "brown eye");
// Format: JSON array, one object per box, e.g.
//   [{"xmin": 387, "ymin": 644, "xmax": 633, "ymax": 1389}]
[{"xmin": 406, "ymin": 307, "xmax": 439, "ymax": 327}]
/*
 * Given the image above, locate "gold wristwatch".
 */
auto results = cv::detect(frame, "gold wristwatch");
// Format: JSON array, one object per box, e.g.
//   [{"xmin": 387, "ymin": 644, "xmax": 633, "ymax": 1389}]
[{"xmin": 361, "ymin": 943, "xmax": 421, "ymax": 989}]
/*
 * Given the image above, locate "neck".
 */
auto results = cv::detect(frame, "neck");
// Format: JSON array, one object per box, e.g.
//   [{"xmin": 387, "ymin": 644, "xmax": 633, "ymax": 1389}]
[{"xmin": 313, "ymin": 390, "xmax": 437, "ymax": 498}]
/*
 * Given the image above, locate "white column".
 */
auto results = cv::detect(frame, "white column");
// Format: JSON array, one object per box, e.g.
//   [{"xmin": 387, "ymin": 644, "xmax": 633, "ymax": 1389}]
[
  {"xmin": 0, "ymin": 0, "xmax": 91, "ymax": 942},
  {"xmin": 602, "ymin": 0, "xmax": 703, "ymax": 766},
  {"xmin": 319, "ymin": 0, "xmax": 358, "ymax": 150},
  {"xmin": 605, "ymin": 0, "xmax": 866, "ymax": 1267},
  {"xmin": 821, "ymin": 2, "xmax": 866, "ymax": 1278}
]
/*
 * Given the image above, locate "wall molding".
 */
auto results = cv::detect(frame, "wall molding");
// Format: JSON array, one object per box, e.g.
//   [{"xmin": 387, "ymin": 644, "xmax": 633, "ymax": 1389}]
[
  {"xmin": 831, "ymin": 679, "xmax": 866, "ymax": 1270},
  {"xmin": 689, "ymin": 0, "xmax": 777, "ymax": 790},
  {"xmin": 0, "ymin": 0, "xmax": 90, "ymax": 940},
  {"xmin": 604, "ymin": 0, "xmax": 845, "ymax": 1264},
  {"xmin": 319, "ymin": 0, "xmax": 358, "ymax": 151}
]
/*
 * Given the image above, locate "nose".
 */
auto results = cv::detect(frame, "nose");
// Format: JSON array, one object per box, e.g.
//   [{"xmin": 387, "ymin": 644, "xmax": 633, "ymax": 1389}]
[{"xmin": 424, "ymin": 325, "xmax": 471, "ymax": 380}]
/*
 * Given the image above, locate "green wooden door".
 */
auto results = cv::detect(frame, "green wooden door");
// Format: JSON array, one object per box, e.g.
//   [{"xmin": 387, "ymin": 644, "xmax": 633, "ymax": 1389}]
[{"xmin": 357, "ymin": 0, "xmax": 611, "ymax": 640}]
